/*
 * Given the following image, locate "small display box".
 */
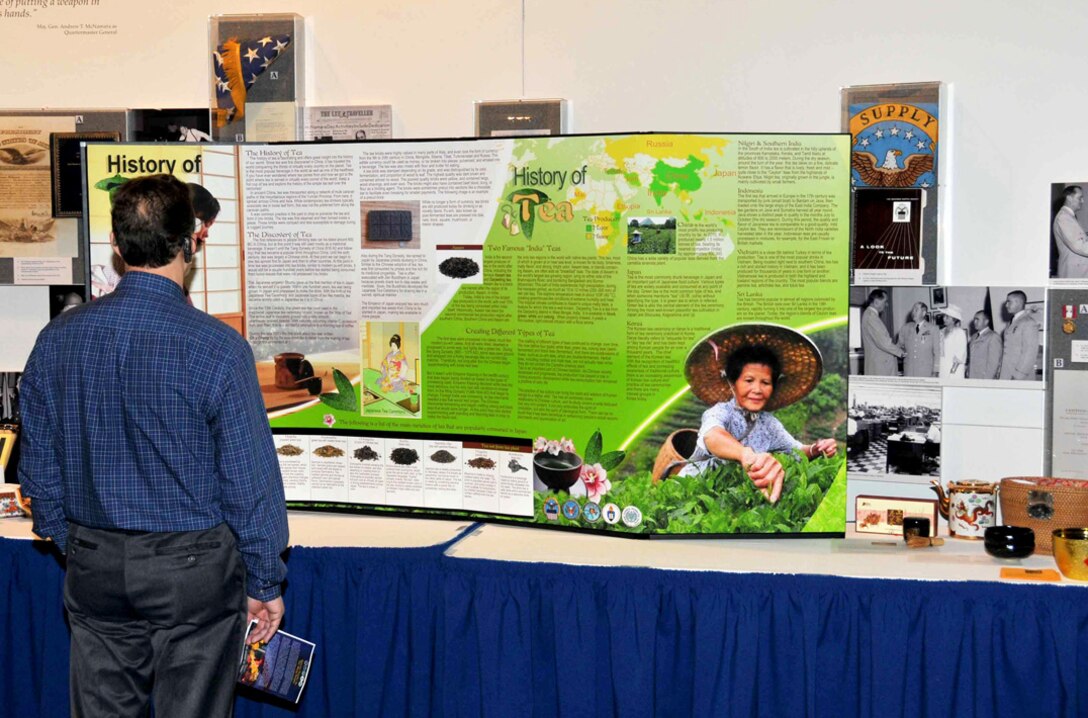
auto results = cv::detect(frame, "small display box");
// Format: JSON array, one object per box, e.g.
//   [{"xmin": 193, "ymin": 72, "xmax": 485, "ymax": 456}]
[
  {"xmin": 128, "ymin": 108, "xmax": 214, "ymax": 143},
  {"xmin": 855, "ymin": 495, "xmax": 939, "ymax": 537},
  {"xmin": 474, "ymin": 99, "xmax": 569, "ymax": 138},
  {"xmin": 210, "ymin": 13, "xmax": 305, "ymax": 142}
]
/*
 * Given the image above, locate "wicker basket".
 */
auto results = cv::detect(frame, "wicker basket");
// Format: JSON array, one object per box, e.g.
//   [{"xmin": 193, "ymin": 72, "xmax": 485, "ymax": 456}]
[
  {"xmin": 652, "ymin": 429, "xmax": 699, "ymax": 483},
  {"xmin": 999, "ymin": 477, "xmax": 1088, "ymax": 554}
]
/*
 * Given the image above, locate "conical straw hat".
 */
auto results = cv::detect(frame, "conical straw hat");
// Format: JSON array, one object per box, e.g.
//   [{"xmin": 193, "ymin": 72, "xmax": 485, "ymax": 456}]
[{"xmin": 684, "ymin": 323, "xmax": 823, "ymax": 411}]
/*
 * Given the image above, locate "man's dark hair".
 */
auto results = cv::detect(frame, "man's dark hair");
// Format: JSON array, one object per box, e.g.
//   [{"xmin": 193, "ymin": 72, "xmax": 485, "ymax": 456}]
[
  {"xmin": 867, "ymin": 288, "xmax": 887, "ymax": 304},
  {"xmin": 1007, "ymin": 290, "xmax": 1027, "ymax": 305},
  {"xmin": 725, "ymin": 344, "xmax": 781, "ymax": 388},
  {"xmin": 188, "ymin": 183, "xmax": 221, "ymax": 223},
  {"xmin": 1064, "ymin": 185, "xmax": 1083, "ymax": 201},
  {"xmin": 111, "ymin": 174, "xmax": 194, "ymax": 269}
]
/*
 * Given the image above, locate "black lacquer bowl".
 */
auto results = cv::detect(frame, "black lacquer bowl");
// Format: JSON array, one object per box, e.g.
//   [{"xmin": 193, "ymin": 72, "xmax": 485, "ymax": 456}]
[
  {"xmin": 984, "ymin": 525, "xmax": 1035, "ymax": 559},
  {"xmin": 533, "ymin": 451, "xmax": 583, "ymax": 492}
]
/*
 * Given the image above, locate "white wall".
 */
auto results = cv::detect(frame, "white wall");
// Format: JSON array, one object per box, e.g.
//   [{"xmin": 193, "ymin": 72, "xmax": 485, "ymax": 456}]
[
  {"xmin": 6, "ymin": 0, "xmax": 1082, "ymax": 286},
  {"xmin": 2, "ymin": 0, "xmax": 1079, "ymax": 489}
]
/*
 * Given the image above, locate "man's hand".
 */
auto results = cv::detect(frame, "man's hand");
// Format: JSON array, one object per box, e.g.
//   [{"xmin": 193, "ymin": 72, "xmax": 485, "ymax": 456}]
[{"xmin": 246, "ymin": 596, "xmax": 285, "ymax": 644}]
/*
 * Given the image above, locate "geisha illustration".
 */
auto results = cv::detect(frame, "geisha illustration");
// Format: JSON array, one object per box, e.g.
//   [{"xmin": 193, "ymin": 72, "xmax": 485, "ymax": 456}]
[{"xmin": 379, "ymin": 334, "xmax": 408, "ymax": 393}]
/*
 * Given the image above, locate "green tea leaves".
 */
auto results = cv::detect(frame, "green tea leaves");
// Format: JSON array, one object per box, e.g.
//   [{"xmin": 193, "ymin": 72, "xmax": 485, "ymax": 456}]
[{"xmin": 530, "ymin": 453, "xmax": 845, "ymax": 535}]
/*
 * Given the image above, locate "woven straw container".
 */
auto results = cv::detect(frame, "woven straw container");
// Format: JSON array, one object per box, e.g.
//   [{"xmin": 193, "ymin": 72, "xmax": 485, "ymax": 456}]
[
  {"xmin": 999, "ymin": 477, "xmax": 1088, "ymax": 554},
  {"xmin": 652, "ymin": 429, "xmax": 699, "ymax": 483}
]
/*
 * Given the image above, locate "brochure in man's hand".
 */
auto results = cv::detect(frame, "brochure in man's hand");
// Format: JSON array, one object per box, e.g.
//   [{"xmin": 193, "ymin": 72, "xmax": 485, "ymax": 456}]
[{"xmin": 238, "ymin": 620, "xmax": 315, "ymax": 703}]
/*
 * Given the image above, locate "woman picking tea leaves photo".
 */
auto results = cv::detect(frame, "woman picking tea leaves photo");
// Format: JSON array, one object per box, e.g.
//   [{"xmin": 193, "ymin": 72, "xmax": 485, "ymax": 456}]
[{"xmin": 676, "ymin": 324, "xmax": 837, "ymax": 503}]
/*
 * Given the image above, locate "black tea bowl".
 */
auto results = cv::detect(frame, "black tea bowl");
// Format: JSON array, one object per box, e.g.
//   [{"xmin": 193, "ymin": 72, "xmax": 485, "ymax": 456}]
[
  {"xmin": 984, "ymin": 525, "xmax": 1035, "ymax": 559},
  {"xmin": 533, "ymin": 451, "xmax": 583, "ymax": 492}
]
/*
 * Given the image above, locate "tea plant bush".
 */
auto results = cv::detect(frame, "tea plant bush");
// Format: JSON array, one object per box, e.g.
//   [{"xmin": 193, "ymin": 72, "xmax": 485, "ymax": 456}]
[{"xmin": 533, "ymin": 453, "xmax": 845, "ymax": 535}]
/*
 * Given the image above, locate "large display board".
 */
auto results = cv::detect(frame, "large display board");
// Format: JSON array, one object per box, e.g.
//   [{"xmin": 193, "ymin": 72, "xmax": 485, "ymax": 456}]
[{"xmin": 84, "ymin": 133, "xmax": 851, "ymax": 537}]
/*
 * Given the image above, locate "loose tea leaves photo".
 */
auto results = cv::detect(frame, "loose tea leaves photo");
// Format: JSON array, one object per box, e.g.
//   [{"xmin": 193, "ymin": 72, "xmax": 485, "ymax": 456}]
[
  {"xmin": 390, "ymin": 447, "xmax": 419, "ymax": 465},
  {"xmin": 430, "ymin": 449, "xmax": 456, "ymax": 463},
  {"xmin": 438, "ymin": 256, "xmax": 480, "ymax": 279},
  {"xmin": 354, "ymin": 446, "xmax": 378, "ymax": 462}
]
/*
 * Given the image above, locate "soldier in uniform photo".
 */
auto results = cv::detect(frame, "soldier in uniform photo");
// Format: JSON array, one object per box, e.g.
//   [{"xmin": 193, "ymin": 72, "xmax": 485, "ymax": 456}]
[
  {"xmin": 998, "ymin": 291, "xmax": 1040, "ymax": 380},
  {"xmin": 897, "ymin": 302, "xmax": 940, "ymax": 378},
  {"xmin": 967, "ymin": 310, "xmax": 1002, "ymax": 380}
]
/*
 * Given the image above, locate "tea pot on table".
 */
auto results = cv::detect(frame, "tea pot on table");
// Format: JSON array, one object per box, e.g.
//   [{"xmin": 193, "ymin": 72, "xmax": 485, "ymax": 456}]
[{"xmin": 930, "ymin": 480, "xmax": 998, "ymax": 539}]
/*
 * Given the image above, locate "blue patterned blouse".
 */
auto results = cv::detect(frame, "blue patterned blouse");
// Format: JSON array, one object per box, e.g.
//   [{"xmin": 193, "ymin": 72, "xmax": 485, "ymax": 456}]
[{"xmin": 678, "ymin": 399, "xmax": 802, "ymax": 476}]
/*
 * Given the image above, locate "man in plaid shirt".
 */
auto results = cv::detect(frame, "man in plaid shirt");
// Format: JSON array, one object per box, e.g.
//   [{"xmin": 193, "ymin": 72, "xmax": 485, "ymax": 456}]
[{"xmin": 20, "ymin": 174, "xmax": 288, "ymax": 717}]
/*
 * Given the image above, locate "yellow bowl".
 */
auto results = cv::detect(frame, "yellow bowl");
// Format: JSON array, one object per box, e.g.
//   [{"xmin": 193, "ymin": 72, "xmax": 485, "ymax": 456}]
[{"xmin": 1052, "ymin": 528, "xmax": 1088, "ymax": 580}]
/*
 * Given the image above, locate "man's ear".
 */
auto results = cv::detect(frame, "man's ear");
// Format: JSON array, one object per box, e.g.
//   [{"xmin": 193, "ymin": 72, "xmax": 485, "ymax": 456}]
[{"xmin": 110, "ymin": 232, "xmax": 121, "ymax": 258}]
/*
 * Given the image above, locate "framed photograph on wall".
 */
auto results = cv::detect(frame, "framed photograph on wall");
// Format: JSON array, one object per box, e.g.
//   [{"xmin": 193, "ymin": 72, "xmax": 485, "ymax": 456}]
[
  {"xmin": 1049, "ymin": 182, "xmax": 1088, "ymax": 282},
  {"xmin": 930, "ymin": 286, "xmax": 947, "ymax": 308},
  {"xmin": 1025, "ymin": 299, "xmax": 1045, "ymax": 325},
  {"xmin": 51, "ymin": 131, "xmax": 121, "ymax": 218}
]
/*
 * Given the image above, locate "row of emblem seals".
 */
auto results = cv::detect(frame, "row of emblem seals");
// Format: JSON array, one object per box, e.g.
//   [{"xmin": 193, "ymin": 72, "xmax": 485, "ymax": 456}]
[{"xmin": 542, "ymin": 497, "xmax": 642, "ymax": 527}]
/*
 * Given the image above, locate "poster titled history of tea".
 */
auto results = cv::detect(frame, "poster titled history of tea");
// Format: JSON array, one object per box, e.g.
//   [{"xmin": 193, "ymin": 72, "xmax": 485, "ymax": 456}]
[{"xmin": 84, "ymin": 133, "xmax": 852, "ymax": 537}]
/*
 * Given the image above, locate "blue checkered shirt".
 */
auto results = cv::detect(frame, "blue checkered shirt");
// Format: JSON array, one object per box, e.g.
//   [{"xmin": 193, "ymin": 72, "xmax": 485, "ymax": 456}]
[{"xmin": 19, "ymin": 272, "xmax": 288, "ymax": 600}]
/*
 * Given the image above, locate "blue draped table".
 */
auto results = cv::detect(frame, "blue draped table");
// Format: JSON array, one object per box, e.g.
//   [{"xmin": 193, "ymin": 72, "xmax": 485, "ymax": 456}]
[{"xmin": 1, "ymin": 526, "xmax": 1086, "ymax": 717}]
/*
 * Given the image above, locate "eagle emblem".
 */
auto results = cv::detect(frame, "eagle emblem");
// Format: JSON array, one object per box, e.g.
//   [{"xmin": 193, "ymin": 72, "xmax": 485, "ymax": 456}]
[
  {"xmin": 852, "ymin": 150, "xmax": 934, "ymax": 188},
  {"xmin": 0, "ymin": 218, "xmax": 55, "ymax": 243},
  {"xmin": 0, "ymin": 146, "xmax": 47, "ymax": 166}
]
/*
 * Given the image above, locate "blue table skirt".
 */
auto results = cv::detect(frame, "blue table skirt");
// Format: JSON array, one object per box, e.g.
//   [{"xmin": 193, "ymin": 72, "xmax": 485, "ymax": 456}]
[{"xmin": 1, "ymin": 533, "xmax": 1085, "ymax": 718}]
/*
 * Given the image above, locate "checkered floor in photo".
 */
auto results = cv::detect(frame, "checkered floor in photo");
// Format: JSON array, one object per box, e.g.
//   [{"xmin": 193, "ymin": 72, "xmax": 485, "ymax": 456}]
[
  {"xmin": 848, "ymin": 435, "xmax": 941, "ymax": 477},
  {"xmin": 848, "ymin": 436, "xmax": 888, "ymax": 474}
]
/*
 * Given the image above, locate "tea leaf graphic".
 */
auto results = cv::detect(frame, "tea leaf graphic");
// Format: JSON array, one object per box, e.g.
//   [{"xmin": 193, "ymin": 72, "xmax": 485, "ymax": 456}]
[
  {"xmin": 94, "ymin": 174, "xmax": 131, "ymax": 204},
  {"xmin": 598, "ymin": 451, "xmax": 625, "ymax": 471},
  {"xmin": 584, "ymin": 429, "xmax": 603, "ymax": 465},
  {"xmin": 319, "ymin": 368, "xmax": 358, "ymax": 412},
  {"xmin": 332, "ymin": 368, "xmax": 355, "ymax": 402},
  {"xmin": 319, "ymin": 392, "xmax": 356, "ymax": 412}
]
